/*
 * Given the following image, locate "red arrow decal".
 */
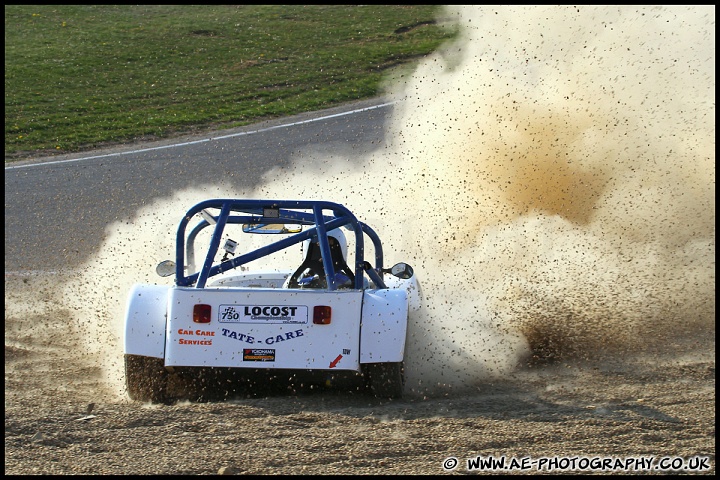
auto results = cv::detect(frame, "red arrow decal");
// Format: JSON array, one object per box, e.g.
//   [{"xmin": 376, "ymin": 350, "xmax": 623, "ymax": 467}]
[{"xmin": 329, "ymin": 354, "xmax": 343, "ymax": 368}]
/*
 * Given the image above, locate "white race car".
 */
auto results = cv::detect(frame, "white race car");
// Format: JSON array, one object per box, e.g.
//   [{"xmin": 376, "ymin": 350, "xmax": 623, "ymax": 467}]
[{"xmin": 124, "ymin": 199, "xmax": 420, "ymax": 402}]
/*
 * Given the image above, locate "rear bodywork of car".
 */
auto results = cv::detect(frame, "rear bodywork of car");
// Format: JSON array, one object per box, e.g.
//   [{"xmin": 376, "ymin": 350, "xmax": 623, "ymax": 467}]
[{"xmin": 124, "ymin": 199, "xmax": 420, "ymax": 402}]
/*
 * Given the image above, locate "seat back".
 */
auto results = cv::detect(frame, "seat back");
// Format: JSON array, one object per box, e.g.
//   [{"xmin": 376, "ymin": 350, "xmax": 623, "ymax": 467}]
[{"xmin": 284, "ymin": 237, "xmax": 355, "ymax": 289}]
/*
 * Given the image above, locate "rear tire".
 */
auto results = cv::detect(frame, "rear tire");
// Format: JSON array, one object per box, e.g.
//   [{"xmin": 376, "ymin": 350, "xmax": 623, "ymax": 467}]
[
  {"xmin": 125, "ymin": 354, "xmax": 168, "ymax": 403},
  {"xmin": 364, "ymin": 362, "xmax": 404, "ymax": 399}
]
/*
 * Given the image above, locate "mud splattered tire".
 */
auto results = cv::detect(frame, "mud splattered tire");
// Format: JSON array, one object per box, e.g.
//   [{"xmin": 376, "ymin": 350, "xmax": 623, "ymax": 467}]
[
  {"xmin": 364, "ymin": 362, "xmax": 404, "ymax": 399},
  {"xmin": 125, "ymin": 354, "xmax": 168, "ymax": 403}
]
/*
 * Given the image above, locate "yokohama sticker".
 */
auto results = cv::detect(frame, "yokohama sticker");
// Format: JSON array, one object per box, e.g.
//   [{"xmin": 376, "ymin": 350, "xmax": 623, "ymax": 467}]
[
  {"xmin": 219, "ymin": 304, "xmax": 308, "ymax": 324},
  {"xmin": 243, "ymin": 348, "xmax": 275, "ymax": 362}
]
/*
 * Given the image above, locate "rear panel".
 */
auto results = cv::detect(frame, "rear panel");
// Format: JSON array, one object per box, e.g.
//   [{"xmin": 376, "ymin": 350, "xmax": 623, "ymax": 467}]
[{"xmin": 165, "ymin": 287, "xmax": 363, "ymax": 371}]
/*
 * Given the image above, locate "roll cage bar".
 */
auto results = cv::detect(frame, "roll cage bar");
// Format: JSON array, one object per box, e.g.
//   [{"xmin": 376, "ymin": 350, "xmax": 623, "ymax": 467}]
[{"xmin": 174, "ymin": 199, "xmax": 387, "ymax": 290}]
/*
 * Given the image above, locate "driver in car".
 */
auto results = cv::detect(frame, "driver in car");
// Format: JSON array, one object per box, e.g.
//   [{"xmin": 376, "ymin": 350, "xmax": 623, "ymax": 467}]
[{"xmin": 286, "ymin": 229, "xmax": 355, "ymax": 289}]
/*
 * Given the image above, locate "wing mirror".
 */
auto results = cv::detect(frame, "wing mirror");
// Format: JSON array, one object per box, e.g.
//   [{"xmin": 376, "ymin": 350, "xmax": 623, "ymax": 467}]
[
  {"xmin": 156, "ymin": 260, "xmax": 176, "ymax": 277},
  {"xmin": 383, "ymin": 262, "xmax": 414, "ymax": 279}
]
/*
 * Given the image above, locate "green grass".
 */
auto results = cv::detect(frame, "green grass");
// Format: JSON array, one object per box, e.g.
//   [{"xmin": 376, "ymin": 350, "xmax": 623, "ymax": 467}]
[{"xmin": 5, "ymin": 5, "xmax": 456, "ymax": 161}]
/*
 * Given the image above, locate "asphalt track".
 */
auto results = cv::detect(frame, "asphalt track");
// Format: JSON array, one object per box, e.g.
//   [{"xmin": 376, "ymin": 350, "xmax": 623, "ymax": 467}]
[{"xmin": 4, "ymin": 99, "xmax": 392, "ymax": 272}]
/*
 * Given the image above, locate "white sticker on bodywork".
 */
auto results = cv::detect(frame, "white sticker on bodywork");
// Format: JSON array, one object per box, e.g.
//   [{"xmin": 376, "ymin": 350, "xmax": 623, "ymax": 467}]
[{"xmin": 218, "ymin": 304, "xmax": 308, "ymax": 324}]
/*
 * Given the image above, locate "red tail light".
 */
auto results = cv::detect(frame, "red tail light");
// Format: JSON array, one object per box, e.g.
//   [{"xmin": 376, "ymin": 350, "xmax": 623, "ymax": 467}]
[
  {"xmin": 313, "ymin": 305, "xmax": 332, "ymax": 325},
  {"xmin": 193, "ymin": 304, "xmax": 211, "ymax": 323}
]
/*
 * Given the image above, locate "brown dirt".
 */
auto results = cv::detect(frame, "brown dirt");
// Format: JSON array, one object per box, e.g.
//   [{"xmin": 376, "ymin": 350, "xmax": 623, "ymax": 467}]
[{"xmin": 4, "ymin": 274, "xmax": 714, "ymax": 475}]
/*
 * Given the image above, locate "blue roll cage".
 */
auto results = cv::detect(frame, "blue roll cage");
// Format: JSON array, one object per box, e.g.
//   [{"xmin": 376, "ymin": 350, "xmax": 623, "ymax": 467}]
[{"xmin": 174, "ymin": 199, "xmax": 387, "ymax": 290}]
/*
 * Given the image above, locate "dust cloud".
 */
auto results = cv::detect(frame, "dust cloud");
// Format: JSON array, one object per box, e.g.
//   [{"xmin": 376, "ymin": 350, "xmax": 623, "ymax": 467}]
[
  {"xmin": 256, "ymin": 5, "xmax": 715, "ymax": 394},
  {"xmin": 16, "ymin": 6, "xmax": 712, "ymax": 400}
]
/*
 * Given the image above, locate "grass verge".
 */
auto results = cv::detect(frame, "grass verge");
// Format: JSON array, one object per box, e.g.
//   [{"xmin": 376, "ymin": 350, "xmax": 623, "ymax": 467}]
[{"xmin": 5, "ymin": 5, "xmax": 456, "ymax": 161}]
